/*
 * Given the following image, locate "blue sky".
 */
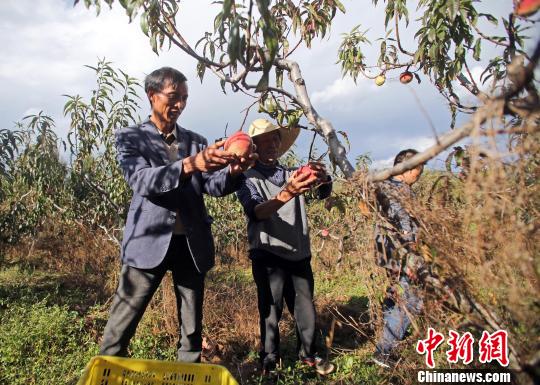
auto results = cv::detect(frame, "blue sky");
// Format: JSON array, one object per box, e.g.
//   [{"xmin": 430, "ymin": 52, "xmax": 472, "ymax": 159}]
[{"xmin": 1, "ymin": 0, "xmax": 537, "ymax": 170}]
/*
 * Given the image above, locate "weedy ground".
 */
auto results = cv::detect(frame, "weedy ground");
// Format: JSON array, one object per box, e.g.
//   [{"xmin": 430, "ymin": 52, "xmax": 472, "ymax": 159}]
[{"xmin": 1, "ymin": 163, "xmax": 538, "ymax": 385}]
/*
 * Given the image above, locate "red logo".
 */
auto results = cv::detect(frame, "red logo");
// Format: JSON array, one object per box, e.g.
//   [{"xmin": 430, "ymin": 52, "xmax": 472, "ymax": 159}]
[
  {"xmin": 417, "ymin": 328, "xmax": 509, "ymax": 368},
  {"xmin": 479, "ymin": 330, "xmax": 509, "ymax": 367},
  {"xmin": 446, "ymin": 330, "xmax": 474, "ymax": 365},
  {"xmin": 416, "ymin": 327, "xmax": 445, "ymax": 368}
]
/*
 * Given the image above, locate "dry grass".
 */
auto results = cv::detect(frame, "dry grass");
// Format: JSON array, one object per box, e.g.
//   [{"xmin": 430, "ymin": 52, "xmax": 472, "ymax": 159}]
[{"xmin": 1, "ymin": 128, "xmax": 538, "ymax": 383}]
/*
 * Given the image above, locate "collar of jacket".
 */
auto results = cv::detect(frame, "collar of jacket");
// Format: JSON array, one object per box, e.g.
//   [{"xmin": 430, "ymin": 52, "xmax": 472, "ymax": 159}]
[{"xmin": 140, "ymin": 118, "xmax": 190, "ymax": 164}]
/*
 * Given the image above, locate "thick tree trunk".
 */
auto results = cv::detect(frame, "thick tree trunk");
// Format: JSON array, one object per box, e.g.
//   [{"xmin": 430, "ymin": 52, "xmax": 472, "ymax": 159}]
[{"xmin": 277, "ymin": 59, "xmax": 356, "ymax": 178}]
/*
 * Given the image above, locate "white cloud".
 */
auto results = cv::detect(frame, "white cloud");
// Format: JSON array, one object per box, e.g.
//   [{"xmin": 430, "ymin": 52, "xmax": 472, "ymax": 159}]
[
  {"xmin": 312, "ymin": 77, "xmax": 361, "ymax": 104},
  {"xmin": 395, "ymin": 135, "xmax": 436, "ymax": 152},
  {"xmin": 371, "ymin": 135, "xmax": 436, "ymax": 170},
  {"xmin": 371, "ymin": 156, "xmax": 394, "ymax": 170},
  {"xmin": 0, "ymin": 2, "xmax": 153, "ymax": 87}
]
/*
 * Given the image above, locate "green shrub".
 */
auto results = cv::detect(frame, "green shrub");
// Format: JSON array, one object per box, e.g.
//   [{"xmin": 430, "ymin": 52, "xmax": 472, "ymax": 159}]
[{"xmin": 0, "ymin": 300, "xmax": 98, "ymax": 385}]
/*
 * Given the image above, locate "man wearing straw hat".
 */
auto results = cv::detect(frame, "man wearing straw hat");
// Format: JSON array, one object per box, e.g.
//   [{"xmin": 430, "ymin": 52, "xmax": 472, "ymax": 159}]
[{"xmin": 236, "ymin": 118, "xmax": 335, "ymax": 375}]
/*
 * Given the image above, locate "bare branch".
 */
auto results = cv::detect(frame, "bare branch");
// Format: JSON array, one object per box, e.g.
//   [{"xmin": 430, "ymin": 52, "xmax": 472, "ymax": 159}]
[
  {"xmin": 367, "ymin": 102, "xmax": 501, "ymax": 182},
  {"xmin": 394, "ymin": 12, "xmax": 415, "ymax": 57},
  {"xmin": 471, "ymin": 23, "xmax": 510, "ymax": 47},
  {"xmin": 157, "ymin": 15, "xmax": 230, "ymax": 69},
  {"xmin": 284, "ymin": 38, "xmax": 303, "ymax": 59}
]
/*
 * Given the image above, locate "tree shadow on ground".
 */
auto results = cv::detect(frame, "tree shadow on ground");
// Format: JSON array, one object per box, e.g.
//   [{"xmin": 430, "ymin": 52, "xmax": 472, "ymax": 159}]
[
  {"xmin": 319, "ymin": 295, "xmax": 374, "ymax": 352},
  {"xmin": 0, "ymin": 263, "xmax": 111, "ymax": 314}
]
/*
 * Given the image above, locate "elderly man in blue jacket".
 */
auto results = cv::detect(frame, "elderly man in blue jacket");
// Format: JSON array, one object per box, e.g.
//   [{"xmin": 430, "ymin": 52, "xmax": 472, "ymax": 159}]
[{"xmin": 99, "ymin": 67, "xmax": 255, "ymax": 362}]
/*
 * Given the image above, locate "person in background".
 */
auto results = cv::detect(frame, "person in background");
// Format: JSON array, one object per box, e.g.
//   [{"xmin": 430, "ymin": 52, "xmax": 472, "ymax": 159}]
[
  {"xmin": 236, "ymin": 118, "xmax": 335, "ymax": 376},
  {"xmin": 100, "ymin": 67, "xmax": 256, "ymax": 362},
  {"xmin": 372, "ymin": 148, "xmax": 427, "ymax": 368}
]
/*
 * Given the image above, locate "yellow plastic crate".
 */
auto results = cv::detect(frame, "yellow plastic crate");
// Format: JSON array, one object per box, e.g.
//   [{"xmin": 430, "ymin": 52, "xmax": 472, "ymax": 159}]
[{"xmin": 77, "ymin": 356, "xmax": 239, "ymax": 385}]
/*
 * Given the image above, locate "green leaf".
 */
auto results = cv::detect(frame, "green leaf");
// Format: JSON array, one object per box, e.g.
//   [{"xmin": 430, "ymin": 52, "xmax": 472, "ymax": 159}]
[
  {"xmin": 380, "ymin": 40, "xmax": 386, "ymax": 56},
  {"xmin": 428, "ymin": 28, "xmax": 436, "ymax": 43},
  {"xmin": 479, "ymin": 13, "xmax": 498, "ymax": 26},
  {"xmin": 140, "ymin": 11, "xmax": 149, "ymax": 36},
  {"xmin": 473, "ymin": 38, "xmax": 481, "ymax": 61},
  {"xmin": 276, "ymin": 67, "xmax": 283, "ymax": 89},
  {"xmin": 150, "ymin": 34, "xmax": 158, "ymax": 55},
  {"xmin": 214, "ymin": 12, "xmax": 224, "ymax": 33},
  {"xmin": 447, "ymin": 0, "xmax": 456, "ymax": 20},
  {"xmin": 195, "ymin": 35, "xmax": 206, "ymax": 50},
  {"xmin": 334, "ymin": 0, "xmax": 346, "ymax": 13},
  {"xmin": 222, "ymin": 0, "xmax": 232, "ymax": 19},
  {"xmin": 196, "ymin": 61, "xmax": 206, "ymax": 83},
  {"xmin": 227, "ymin": 17, "xmax": 241, "ymax": 64},
  {"xmin": 255, "ymin": 72, "xmax": 269, "ymax": 93},
  {"xmin": 220, "ymin": 79, "xmax": 227, "ymax": 94}
]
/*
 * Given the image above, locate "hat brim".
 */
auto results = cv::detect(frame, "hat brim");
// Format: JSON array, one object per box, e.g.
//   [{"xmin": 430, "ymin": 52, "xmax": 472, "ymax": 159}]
[
  {"xmin": 248, "ymin": 118, "xmax": 301, "ymax": 158},
  {"xmin": 276, "ymin": 125, "xmax": 300, "ymax": 157}
]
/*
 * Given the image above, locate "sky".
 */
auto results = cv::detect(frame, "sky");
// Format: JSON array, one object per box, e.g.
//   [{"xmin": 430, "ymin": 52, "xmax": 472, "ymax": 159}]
[{"xmin": 1, "ymin": 0, "xmax": 537, "ymax": 170}]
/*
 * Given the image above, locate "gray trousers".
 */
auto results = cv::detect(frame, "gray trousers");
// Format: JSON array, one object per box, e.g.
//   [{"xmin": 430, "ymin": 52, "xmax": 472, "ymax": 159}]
[{"xmin": 100, "ymin": 235, "xmax": 205, "ymax": 363}]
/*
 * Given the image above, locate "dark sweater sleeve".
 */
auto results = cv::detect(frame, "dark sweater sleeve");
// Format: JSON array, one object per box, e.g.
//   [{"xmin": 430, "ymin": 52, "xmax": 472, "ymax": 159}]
[{"xmin": 236, "ymin": 178, "xmax": 265, "ymax": 221}]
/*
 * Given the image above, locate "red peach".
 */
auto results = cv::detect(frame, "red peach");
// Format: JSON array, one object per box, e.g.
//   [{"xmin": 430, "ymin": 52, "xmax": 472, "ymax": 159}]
[
  {"xmin": 516, "ymin": 0, "xmax": 540, "ymax": 16},
  {"xmin": 224, "ymin": 131, "xmax": 253, "ymax": 158},
  {"xmin": 297, "ymin": 164, "xmax": 317, "ymax": 179},
  {"xmin": 399, "ymin": 71, "xmax": 414, "ymax": 84}
]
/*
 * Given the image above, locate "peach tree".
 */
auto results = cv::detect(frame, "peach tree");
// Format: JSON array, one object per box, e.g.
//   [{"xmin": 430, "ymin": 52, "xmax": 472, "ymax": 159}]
[{"xmin": 76, "ymin": 0, "xmax": 538, "ymax": 181}]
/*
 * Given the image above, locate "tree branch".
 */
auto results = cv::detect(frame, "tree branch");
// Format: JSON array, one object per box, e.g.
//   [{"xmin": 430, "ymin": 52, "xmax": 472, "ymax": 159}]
[
  {"xmin": 394, "ymin": 12, "xmax": 415, "ymax": 57},
  {"xmin": 471, "ymin": 23, "xmax": 510, "ymax": 47},
  {"xmin": 367, "ymin": 100, "xmax": 503, "ymax": 182},
  {"xmin": 367, "ymin": 38, "xmax": 540, "ymax": 182},
  {"xmin": 157, "ymin": 15, "xmax": 230, "ymax": 69},
  {"xmin": 276, "ymin": 58, "xmax": 356, "ymax": 178}
]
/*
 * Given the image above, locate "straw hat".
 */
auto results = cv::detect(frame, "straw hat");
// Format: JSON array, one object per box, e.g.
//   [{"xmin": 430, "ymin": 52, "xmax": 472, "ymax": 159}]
[{"xmin": 247, "ymin": 118, "xmax": 300, "ymax": 157}]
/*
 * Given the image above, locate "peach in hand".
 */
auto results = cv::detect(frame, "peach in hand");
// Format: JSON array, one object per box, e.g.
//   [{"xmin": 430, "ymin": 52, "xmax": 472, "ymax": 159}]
[{"xmin": 224, "ymin": 131, "xmax": 253, "ymax": 158}]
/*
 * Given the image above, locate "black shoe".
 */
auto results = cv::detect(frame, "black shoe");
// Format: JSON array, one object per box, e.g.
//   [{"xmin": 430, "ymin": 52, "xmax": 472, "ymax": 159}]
[
  {"xmin": 371, "ymin": 351, "xmax": 397, "ymax": 369},
  {"xmin": 261, "ymin": 360, "xmax": 277, "ymax": 376}
]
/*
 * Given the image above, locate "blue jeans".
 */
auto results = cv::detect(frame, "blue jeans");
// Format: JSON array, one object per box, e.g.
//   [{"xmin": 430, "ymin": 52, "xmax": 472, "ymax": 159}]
[{"xmin": 376, "ymin": 276, "xmax": 423, "ymax": 355}]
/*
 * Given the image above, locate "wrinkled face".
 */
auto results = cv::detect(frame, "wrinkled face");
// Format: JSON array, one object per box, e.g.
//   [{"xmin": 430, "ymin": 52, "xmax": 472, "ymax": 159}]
[
  {"xmin": 148, "ymin": 81, "xmax": 188, "ymax": 128},
  {"xmin": 404, "ymin": 165, "xmax": 424, "ymax": 185},
  {"xmin": 252, "ymin": 130, "xmax": 281, "ymax": 164}
]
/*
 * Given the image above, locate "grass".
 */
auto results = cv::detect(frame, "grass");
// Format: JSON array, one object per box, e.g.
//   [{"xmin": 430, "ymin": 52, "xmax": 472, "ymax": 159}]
[
  {"xmin": 0, "ymin": 254, "xmax": 383, "ymax": 385},
  {"xmin": 1, "ymin": 160, "xmax": 538, "ymax": 385},
  {"xmin": 0, "ymin": 266, "xmax": 100, "ymax": 385}
]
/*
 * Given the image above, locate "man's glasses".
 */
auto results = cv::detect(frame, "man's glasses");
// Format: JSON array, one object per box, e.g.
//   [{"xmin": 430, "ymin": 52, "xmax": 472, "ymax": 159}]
[{"xmin": 158, "ymin": 92, "xmax": 188, "ymax": 104}]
